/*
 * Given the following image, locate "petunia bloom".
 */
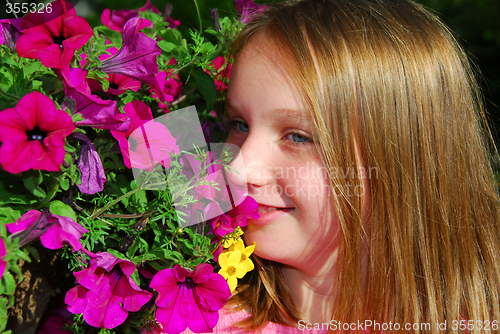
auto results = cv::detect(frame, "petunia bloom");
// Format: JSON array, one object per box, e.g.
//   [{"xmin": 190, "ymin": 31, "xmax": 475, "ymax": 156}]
[
  {"xmin": 0, "ymin": 18, "xmax": 23, "ymax": 53},
  {"xmin": 16, "ymin": 0, "xmax": 93, "ymax": 69},
  {"xmin": 0, "ymin": 238, "xmax": 6, "ymax": 280},
  {"xmin": 6, "ymin": 209, "xmax": 88, "ymax": 251},
  {"xmin": 101, "ymin": 0, "xmax": 160, "ymax": 33},
  {"xmin": 71, "ymin": 133, "xmax": 107, "ymax": 195},
  {"xmin": 234, "ymin": 0, "xmax": 269, "ymax": 24},
  {"xmin": 111, "ymin": 100, "xmax": 179, "ymax": 170},
  {"xmin": 82, "ymin": 47, "xmax": 142, "ymax": 97},
  {"xmin": 99, "ymin": 18, "xmax": 162, "ymax": 97},
  {"xmin": 206, "ymin": 56, "xmax": 232, "ymax": 91},
  {"xmin": 61, "ymin": 67, "xmax": 131, "ymax": 132},
  {"xmin": 150, "ymin": 59, "xmax": 182, "ymax": 110},
  {"xmin": 65, "ymin": 252, "xmax": 153, "ymax": 329},
  {"xmin": 150, "ymin": 263, "xmax": 231, "ymax": 334},
  {"xmin": 0, "ymin": 91, "xmax": 75, "ymax": 174}
]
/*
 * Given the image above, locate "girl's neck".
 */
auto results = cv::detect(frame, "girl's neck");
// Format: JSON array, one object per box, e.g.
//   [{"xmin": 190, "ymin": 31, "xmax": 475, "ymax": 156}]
[{"xmin": 281, "ymin": 261, "xmax": 337, "ymax": 325}]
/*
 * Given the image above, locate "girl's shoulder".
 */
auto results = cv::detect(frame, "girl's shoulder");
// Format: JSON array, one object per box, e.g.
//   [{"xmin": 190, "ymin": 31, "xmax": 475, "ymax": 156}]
[{"xmin": 182, "ymin": 307, "xmax": 328, "ymax": 334}]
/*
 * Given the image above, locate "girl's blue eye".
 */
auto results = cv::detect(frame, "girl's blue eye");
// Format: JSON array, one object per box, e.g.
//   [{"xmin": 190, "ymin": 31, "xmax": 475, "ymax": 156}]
[
  {"xmin": 236, "ymin": 121, "xmax": 249, "ymax": 133},
  {"xmin": 289, "ymin": 133, "xmax": 310, "ymax": 143}
]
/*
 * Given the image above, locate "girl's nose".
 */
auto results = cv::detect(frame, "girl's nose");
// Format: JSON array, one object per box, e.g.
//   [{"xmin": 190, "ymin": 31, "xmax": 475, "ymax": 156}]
[{"xmin": 226, "ymin": 136, "xmax": 274, "ymax": 190}]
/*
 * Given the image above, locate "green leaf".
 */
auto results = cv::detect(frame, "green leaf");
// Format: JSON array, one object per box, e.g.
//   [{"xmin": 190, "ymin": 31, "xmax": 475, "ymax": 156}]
[
  {"xmin": 2, "ymin": 272, "xmax": 16, "ymax": 295},
  {"xmin": 22, "ymin": 170, "xmax": 46, "ymax": 198},
  {"xmin": 0, "ymin": 297, "xmax": 8, "ymax": 331},
  {"xmin": 193, "ymin": 70, "xmax": 216, "ymax": 111},
  {"xmin": 94, "ymin": 26, "xmax": 123, "ymax": 49},
  {"xmin": 162, "ymin": 28, "xmax": 183, "ymax": 46},
  {"xmin": 106, "ymin": 248, "xmax": 127, "ymax": 260},
  {"xmin": 200, "ymin": 42, "xmax": 216, "ymax": 54},
  {"xmin": 22, "ymin": 62, "xmax": 43, "ymax": 77},
  {"xmin": 172, "ymin": 46, "xmax": 190, "ymax": 62},
  {"xmin": 60, "ymin": 177, "xmax": 70, "ymax": 191},
  {"xmin": 71, "ymin": 113, "xmax": 86, "ymax": 123},
  {"xmin": 49, "ymin": 200, "xmax": 76, "ymax": 221},
  {"xmin": 130, "ymin": 269, "xmax": 140, "ymax": 286},
  {"xmin": 0, "ymin": 179, "xmax": 30, "ymax": 205},
  {"xmin": 158, "ymin": 40, "xmax": 177, "ymax": 53}
]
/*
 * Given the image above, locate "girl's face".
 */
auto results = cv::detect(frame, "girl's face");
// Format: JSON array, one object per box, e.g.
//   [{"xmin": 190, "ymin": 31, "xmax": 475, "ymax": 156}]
[{"xmin": 225, "ymin": 38, "xmax": 339, "ymax": 274}]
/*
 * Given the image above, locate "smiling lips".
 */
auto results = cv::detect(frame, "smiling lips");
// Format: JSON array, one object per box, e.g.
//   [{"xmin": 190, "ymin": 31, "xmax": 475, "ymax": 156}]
[{"xmin": 250, "ymin": 205, "xmax": 294, "ymax": 226}]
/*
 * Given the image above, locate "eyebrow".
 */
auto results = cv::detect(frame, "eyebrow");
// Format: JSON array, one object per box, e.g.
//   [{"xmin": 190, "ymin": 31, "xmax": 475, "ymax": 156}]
[{"xmin": 226, "ymin": 100, "xmax": 311, "ymax": 125}]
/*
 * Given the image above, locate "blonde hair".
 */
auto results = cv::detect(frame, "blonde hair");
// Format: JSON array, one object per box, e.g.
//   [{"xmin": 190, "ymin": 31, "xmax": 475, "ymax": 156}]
[{"xmin": 227, "ymin": 0, "xmax": 500, "ymax": 332}]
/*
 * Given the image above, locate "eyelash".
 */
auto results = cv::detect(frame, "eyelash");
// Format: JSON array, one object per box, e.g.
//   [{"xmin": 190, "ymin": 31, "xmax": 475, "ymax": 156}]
[{"xmin": 225, "ymin": 120, "xmax": 313, "ymax": 145}]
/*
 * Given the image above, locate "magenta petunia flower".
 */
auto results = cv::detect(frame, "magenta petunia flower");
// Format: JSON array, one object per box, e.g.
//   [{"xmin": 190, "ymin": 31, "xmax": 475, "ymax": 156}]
[
  {"xmin": 151, "ymin": 59, "xmax": 182, "ymax": 110},
  {"xmin": 6, "ymin": 209, "xmax": 88, "ymax": 251},
  {"xmin": 15, "ymin": 0, "xmax": 93, "ymax": 69},
  {"xmin": 99, "ymin": 18, "xmax": 162, "ymax": 97},
  {"xmin": 0, "ymin": 238, "xmax": 6, "ymax": 280},
  {"xmin": 61, "ymin": 67, "xmax": 131, "ymax": 132},
  {"xmin": 0, "ymin": 91, "xmax": 75, "ymax": 174},
  {"xmin": 111, "ymin": 100, "xmax": 179, "ymax": 170},
  {"xmin": 206, "ymin": 56, "xmax": 232, "ymax": 91},
  {"xmin": 234, "ymin": 0, "xmax": 269, "ymax": 24},
  {"xmin": 65, "ymin": 252, "xmax": 153, "ymax": 329},
  {"xmin": 71, "ymin": 133, "xmax": 107, "ymax": 195},
  {"xmin": 150, "ymin": 263, "xmax": 231, "ymax": 334},
  {"xmin": 101, "ymin": 0, "xmax": 160, "ymax": 33}
]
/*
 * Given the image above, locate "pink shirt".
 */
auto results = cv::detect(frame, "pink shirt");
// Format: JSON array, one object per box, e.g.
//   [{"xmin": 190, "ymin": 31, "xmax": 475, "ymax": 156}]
[{"xmin": 182, "ymin": 308, "xmax": 328, "ymax": 333}]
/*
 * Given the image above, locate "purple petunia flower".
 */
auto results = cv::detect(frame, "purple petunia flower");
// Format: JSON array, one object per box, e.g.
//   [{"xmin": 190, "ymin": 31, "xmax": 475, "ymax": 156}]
[
  {"xmin": 0, "ymin": 18, "xmax": 23, "ymax": 53},
  {"xmin": 6, "ymin": 209, "xmax": 88, "ymax": 251},
  {"xmin": 150, "ymin": 263, "xmax": 231, "ymax": 334},
  {"xmin": 99, "ymin": 18, "xmax": 162, "ymax": 98},
  {"xmin": 71, "ymin": 133, "xmax": 107, "ymax": 195},
  {"xmin": 0, "ymin": 91, "xmax": 75, "ymax": 174},
  {"xmin": 101, "ymin": 0, "xmax": 158, "ymax": 33},
  {"xmin": 61, "ymin": 67, "xmax": 131, "ymax": 132},
  {"xmin": 65, "ymin": 252, "xmax": 153, "ymax": 329},
  {"xmin": 16, "ymin": 0, "xmax": 93, "ymax": 69},
  {"xmin": 234, "ymin": 0, "xmax": 269, "ymax": 24}
]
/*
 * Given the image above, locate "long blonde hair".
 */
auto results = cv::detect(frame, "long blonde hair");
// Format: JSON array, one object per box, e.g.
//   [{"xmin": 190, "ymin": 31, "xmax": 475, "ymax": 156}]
[{"xmin": 227, "ymin": 0, "xmax": 500, "ymax": 332}]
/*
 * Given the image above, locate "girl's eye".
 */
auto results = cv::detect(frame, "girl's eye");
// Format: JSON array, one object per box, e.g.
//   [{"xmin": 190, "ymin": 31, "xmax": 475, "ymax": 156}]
[
  {"xmin": 287, "ymin": 132, "xmax": 311, "ymax": 144},
  {"xmin": 227, "ymin": 120, "xmax": 249, "ymax": 133}
]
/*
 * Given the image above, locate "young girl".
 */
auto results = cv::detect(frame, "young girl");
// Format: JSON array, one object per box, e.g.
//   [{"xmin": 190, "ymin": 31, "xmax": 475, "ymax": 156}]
[{"xmin": 196, "ymin": 0, "xmax": 500, "ymax": 332}]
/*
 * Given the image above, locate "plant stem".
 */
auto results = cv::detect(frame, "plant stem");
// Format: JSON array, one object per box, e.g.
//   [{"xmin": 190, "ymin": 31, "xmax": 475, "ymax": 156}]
[
  {"xmin": 32, "ymin": 179, "xmax": 60, "ymax": 210},
  {"xmin": 90, "ymin": 187, "xmax": 141, "ymax": 219},
  {"xmin": 0, "ymin": 86, "xmax": 19, "ymax": 101},
  {"xmin": 193, "ymin": 0, "xmax": 202, "ymax": 32}
]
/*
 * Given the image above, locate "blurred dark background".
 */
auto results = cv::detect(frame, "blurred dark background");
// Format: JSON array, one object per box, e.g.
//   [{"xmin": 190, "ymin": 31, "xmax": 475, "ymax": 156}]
[{"xmin": 2, "ymin": 0, "xmax": 499, "ymax": 142}]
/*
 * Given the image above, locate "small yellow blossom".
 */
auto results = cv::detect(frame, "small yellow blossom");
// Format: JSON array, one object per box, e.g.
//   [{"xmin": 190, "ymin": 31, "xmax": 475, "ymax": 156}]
[
  {"xmin": 218, "ymin": 250, "xmax": 249, "ymax": 292},
  {"xmin": 223, "ymin": 239, "xmax": 256, "ymax": 271}
]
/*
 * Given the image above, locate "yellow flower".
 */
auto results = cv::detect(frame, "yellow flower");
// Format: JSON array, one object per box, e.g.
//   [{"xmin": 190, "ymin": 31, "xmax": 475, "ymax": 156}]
[
  {"xmin": 225, "ymin": 239, "xmax": 255, "ymax": 271},
  {"xmin": 218, "ymin": 250, "xmax": 249, "ymax": 292}
]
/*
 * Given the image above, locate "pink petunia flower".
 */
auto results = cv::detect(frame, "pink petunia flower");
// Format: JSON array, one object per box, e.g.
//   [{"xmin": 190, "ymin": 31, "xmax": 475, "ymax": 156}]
[
  {"xmin": 16, "ymin": 0, "xmax": 93, "ymax": 69},
  {"xmin": 0, "ymin": 91, "xmax": 75, "ymax": 174},
  {"xmin": 65, "ymin": 252, "xmax": 153, "ymax": 329},
  {"xmin": 101, "ymin": 0, "xmax": 158, "ymax": 33},
  {"xmin": 150, "ymin": 263, "xmax": 231, "ymax": 334},
  {"xmin": 234, "ymin": 0, "xmax": 269, "ymax": 24},
  {"xmin": 6, "ymin": 209, "xmax": 89, "ymax": 251},
  {"xmin": 150, "ymin": 59, "xmax": 182, "ymax": 111},
  {"xmin": 72, "ymin": 133, "xmax": 107, "ymax": 195},
  {"xmin": 99, "ymin": 18, "xmax": 163, "ymax": 98},
  {"xmin": 0, "ymin": 238, "xmax": 6, "ymax": 280},
  {"xmin": 111, "ymin": 100, "xmax": 179, "ymax": 170},
  {"xmin": 206, "ymin": 56, "xmax": 232, "ymax": 91}
]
